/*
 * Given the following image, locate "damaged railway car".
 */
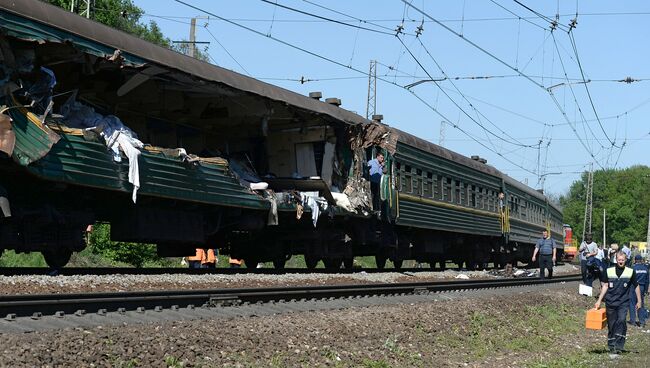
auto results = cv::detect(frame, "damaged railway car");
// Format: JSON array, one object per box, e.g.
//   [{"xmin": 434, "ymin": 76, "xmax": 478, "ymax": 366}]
[{"xmin": 0, "ymin": 0, "xmax": 562, "ymax": 269}]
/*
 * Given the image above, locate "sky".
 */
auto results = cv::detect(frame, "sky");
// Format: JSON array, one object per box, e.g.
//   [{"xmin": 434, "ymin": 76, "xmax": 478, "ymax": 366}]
[{"xmin": 130, "ymin": 0, "xmax": 650, "ymax": 196}]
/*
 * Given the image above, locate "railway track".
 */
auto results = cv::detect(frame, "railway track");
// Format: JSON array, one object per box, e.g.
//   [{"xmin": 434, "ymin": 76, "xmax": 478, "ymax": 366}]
[
  {"xmin": 0, "ymin": 266, "xmax": 504, "ymax": 276},
  {"xmin": 0, "ymin": 274, "xmax": 581, "ymax": 320}
]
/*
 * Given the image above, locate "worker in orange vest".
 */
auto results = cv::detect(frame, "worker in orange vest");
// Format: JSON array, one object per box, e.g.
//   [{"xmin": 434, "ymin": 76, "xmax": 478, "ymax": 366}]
[
  {"xmin": 202, "ymin": 249, "xmax": 218, "ymax": 269},
  {"xmin": 187, "ymin": 248, "xmax": 205, "ymax": 269},
  {"xmin": 229, "ymin": 257, "xmax": 242, "ymax": 268}
]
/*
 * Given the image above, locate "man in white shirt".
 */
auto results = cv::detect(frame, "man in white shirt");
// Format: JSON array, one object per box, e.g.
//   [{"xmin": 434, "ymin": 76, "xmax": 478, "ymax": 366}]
[{"xmin": 579, "ymin": 234, "xmax": 599, "ymax": 286}]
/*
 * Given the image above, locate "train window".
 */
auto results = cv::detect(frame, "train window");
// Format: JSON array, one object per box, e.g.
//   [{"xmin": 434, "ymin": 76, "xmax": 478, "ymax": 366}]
[
  {"xmin": 435, "ymin": 175, "xmax": 442, "ymax": 200},
  {"xmin": 395, "ymin": 162, "xmax": 401, "ymax": 170},
  {"xmin": 413, "ymin": 173, "xmax": 421, "ymax": 196},
  {"xmin": 477, "ymin": 187, "xmax": 483, "ymax": 209},
  {"xmin": 444, "ymin": 177, "xmax": 452, "ymax": 202},
  {"xmin": 487, "ymin": 190, "xmax": 493, "ymax": 211},
  {"xmin": 423, "ymin": 172, "xmax": 432, "ymax": 198},
  {"xmin": 405, "ymin": 169, "xmax": 412, "ymax": 193},
  {"xmin": 471, "ymin": 185, "xmax": 477, "ymax": 207},
  {"xmin": 459, "ymin": 182, "xmax": 465, "ymax": 205}
]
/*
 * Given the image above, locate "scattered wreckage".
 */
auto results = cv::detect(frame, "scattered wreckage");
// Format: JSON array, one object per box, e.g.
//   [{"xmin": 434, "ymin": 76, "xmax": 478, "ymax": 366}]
[{"xmin": 0, "ymin": 1, "xmax": 563, "ymax": 269}]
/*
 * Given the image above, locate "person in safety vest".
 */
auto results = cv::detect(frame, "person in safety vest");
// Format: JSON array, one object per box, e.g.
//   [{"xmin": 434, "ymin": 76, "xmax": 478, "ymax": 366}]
[
  {"xmin": 229, "ymin": 257, "xmax": 242, "ymax": 268},
  {"xmin": 187, "ymin": 248, "xmax": 205, "ymax": 269},
  {"xmin": 629, "ymin": 254, "xmax": 649, "ymax": 327},
  {"xmin": 595, "ymin": 251, "xmax": 642, "ymax": 355},
  {"xmin": 202, "ymin": 249, "xmax": 217, "ymax": 269}
]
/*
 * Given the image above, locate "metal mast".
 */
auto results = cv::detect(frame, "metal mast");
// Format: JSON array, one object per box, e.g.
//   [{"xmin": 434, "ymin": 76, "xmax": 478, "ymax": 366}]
[
  {"xmin": 582, "ymin": 163, "xmax": 594, "ymax": 240},
  {"xmin": 365, "ymin": 60, "xmax": 377, "ymax": 119},
  {"xmin": 70, "ymin": 0, "xmax": 93, "ymax": 18},
  {"xmin": 439, "ymin": 121, "xmax": 446, "ymax": 147},
  {"xmin": 646, "ymin": 209, "xmax": 650, "ymax": 246}
]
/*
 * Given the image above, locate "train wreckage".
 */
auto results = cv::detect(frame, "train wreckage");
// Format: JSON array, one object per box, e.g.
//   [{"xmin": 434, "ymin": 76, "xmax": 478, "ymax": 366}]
[{"xmin": 0, "ymin": 0, "xmax": 562, "ymax": 269}]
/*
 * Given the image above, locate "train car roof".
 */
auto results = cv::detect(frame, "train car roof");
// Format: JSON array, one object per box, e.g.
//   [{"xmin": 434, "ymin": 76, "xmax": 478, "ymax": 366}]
[
  {"xmin": 389, "ymin": 127, "xmax": 501, "ymax": 177},
  {"xmin": 389, "ymin": 127, "xmax": 562, "ymax": 212},
  {"xmin": 0, "ymin": 0, "xmax": 369, "ymax": 127}
]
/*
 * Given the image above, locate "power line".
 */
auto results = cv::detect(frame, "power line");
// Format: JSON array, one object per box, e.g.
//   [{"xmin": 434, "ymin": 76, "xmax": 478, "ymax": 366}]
[
  {"xmin": 259, "ymin": 0, "xmax": 394, "ymax": 35},
  {"xmin": 567, "ymin": 30, "xmax": 618, "ymax": 148},
  {"xmin": 410, "ymin": 36, "xmax": 537, "ymax": 148},
  {"xmin": 203, "ymin": 26, "xmax": 251, "ymax": 76},
  {"xmin": 175, "ymin": 0, "xmax": 541, "ymax": 176}
]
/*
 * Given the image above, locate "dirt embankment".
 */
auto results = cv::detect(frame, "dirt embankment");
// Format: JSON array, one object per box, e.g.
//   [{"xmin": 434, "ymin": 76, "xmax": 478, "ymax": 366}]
[{"xmin": 2, "ymin": 281, "xmax": 648, "ymax": 367}]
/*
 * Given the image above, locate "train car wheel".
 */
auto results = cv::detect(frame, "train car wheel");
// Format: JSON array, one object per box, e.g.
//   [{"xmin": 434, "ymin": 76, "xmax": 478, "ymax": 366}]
[
  {"xmin": 244, "ymin": 257, "xmax": 259, "ymax": 269},
  {"xmin": 273, "ymin": 257, "xmax": 286, "ymax": 269},
  {"xmin": 305, "ymin": 255, "xmax": 319, "ymax": 270},
  {"xmin": 392, "ymin": 259, "xmax": 403, "ymax": 269},
  {"xmin": 43, "ymin": 248, "xmax": 72, "ymax": 269},
  {"xmin": 323, "ymin": 258, "xmax": 342, "ymax": 269},
  {"xmin": 343, "ymin": 257, "xmax": 354, "ymax": 269},
  {"xmin": 375, "ymin": 255, "xmax": 387, "ymax": 269}
]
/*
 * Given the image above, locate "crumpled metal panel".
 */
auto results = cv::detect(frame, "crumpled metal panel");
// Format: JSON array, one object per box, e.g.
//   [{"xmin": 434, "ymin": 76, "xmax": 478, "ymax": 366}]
[
  {"xmin": 5, "ymin": 100, "xmax": 60, "ymax": 166},
  {"xmin": 0, "ymin": 0, "xmax": 367, "ymax": 126},
  {"xmin": 0, "ymin": 113, "xmax": 15, "ymax": 156},
  {"xmin": 25, "ymin": 133, "xmax": 270, "ymax": 210}
]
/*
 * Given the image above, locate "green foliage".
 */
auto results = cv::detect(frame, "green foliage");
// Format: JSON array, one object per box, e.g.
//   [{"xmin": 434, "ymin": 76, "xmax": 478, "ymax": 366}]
[
  {"xmin": 0, "ymin": 250, "xmax": 47, "ymax": 267},
  {"xmin": 46, "ymin": 0, "xmax": 210, "ymax": 61},
  {"xmin": 46, "ymin": 0, "xmax": 170, "ymax": 47},
  {"xmin": 87, "ymin": 223, "xmax": 163, "ymax": 267},
  {"xmin": 560, "ymin": 165, "xmax": 650, "ymax": 244}
]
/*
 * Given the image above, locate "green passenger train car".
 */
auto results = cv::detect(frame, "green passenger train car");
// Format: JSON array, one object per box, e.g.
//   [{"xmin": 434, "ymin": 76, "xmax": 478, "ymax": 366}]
[{"xmin": 0, "ymin": 0, "xmax": 562, "ymax": 269}]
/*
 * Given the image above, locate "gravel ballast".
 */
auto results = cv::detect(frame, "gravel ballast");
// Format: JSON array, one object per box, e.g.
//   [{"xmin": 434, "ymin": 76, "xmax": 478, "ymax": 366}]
[{"xmin": 0, "ymin": 264, "xmax": 579, "ymax": 295}]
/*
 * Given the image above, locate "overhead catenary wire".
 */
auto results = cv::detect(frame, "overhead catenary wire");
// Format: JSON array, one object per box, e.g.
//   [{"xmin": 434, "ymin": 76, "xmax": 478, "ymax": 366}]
[
  {"xmin": 175, "ymin": 0, "xmax": 541, "ymax": 176},
  {"xmin": 400, "ymin": 0, "xmax": 615, "ymax": 169},
  {"xmin": 259, "ymin": 0, "xmax": 395, "ymax": 35}
]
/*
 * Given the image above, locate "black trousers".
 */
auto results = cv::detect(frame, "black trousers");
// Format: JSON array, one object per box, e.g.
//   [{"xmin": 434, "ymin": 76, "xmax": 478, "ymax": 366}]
[
  {"xmin": 580, "ymin": 259, "xmax": 588, "ymax": 284},
  {"xmin": 606, "ymin": 303, "xmax": 629, "ymax": 352},
  {"xmin": 539, "ymin": 254, "xmax": 553, "ymax": 279},
  {"xmin": 370, "ymin": 181, "xmax": 381, "ymax": 211}
]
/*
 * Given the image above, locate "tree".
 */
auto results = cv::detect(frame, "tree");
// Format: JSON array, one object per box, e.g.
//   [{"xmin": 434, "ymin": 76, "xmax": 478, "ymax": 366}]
[
  {"xmin": 46, "ymin": 0, "xmax": 171, "ymax": 47},
  {"xmin": 560, "ymin": 166, "xmax": 650, "ymax": 245}
]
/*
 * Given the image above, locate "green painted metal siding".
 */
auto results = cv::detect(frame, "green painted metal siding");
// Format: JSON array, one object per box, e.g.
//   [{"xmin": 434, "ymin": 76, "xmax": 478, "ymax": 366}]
[
  {"xmin": 7, "ymin": 104, "xmax": 60, "ymax": 166},
  {"xmin": 397, "ymin": 197, "xmax": 502, "ymax": 236},
  {"xmin": 392, "ymin": 141, "xmax": 503, "ymax": 234},
  {"xmin": 25, "ymin": 134, "xmax": 270, "ymax": 209}
]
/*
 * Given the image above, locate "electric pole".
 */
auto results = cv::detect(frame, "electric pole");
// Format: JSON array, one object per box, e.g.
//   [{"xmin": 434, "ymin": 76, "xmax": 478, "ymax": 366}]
[
  {"xmin": 646, "ymin": 209, "xmax": 650, "ymax": 246},
  {"xmin": 439, "ymin": 121, "xmax": 446, "ymax": 147},
  {"xmin": 603, "ymin": 208, "xmax": 606, "ymax": 247},
  {"xmin": 582, "ymin": 163, "xmax": 594, "ymax": 240},
  {"xmin": 366, "ymin": 60, "xmax": 377, "ymax": 120},
  {"xmin": 173, "ymin": 17, "xmax": 210, "ymax": 59}
]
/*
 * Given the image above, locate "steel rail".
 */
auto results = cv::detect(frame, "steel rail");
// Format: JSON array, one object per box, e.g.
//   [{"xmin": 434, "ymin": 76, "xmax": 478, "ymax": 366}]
[
  {"xmin": 0, "ymin": 275, "xmax": 580, "ymax": 318},
  {"xmin": 0, "ymin": 266, "xmax": 509, "ymax": 276}
]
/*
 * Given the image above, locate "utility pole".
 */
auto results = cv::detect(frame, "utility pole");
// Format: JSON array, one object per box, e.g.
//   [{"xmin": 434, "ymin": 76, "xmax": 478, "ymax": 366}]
[
  {"xmin": 603, "ymin": 208, "xmax": 606, "ymax": 247},
  {"xmin": 582, "ymin": 163, "xmax": 594, "ymax": 240},
  {"xmin": 173, "ymin": 17, "xmax": 210, "ymax": 59},
  {"xmin": 366, "ymin": 60, "xmax": 377, "ymax": 120},
  {"xmin": 439, "ymin": 121, "xmax": 446, "ymax": 147},
  {"xmin": 646, "ymin": 209, "xmax": 650, "ymax": 246}
]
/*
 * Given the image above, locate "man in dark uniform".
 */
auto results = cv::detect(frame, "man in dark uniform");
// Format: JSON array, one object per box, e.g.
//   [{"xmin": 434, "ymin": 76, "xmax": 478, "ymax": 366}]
[
  {"xmin": 595, "ymin": 252, "xmax": 642, "ymax": 355},
  {"xmin": 629, "ymin": 255, "xmax": 649, "ymax": 327},
  {"xmin": 531, "ymin": 230, "xmax": 556, "ymax": 280}
]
